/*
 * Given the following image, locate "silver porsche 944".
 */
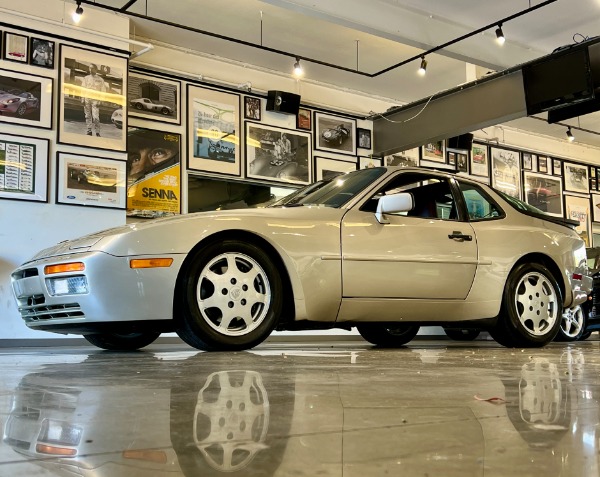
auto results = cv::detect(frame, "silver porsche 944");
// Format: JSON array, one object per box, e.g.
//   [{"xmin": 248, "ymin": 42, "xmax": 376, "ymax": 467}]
[{"xmin": 11, "ymin": 167, "xmax": 591, "ymax": 351}]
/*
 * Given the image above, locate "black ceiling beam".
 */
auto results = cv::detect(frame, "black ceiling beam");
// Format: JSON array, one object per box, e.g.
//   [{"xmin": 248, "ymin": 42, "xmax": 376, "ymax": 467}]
[
  {"xmin": 79, "ymin": 0, "xmax": 557, "ymax": 77},
  {"xmin": 120, "ymin": 0, "xmax": 140, "ymax": 12}
]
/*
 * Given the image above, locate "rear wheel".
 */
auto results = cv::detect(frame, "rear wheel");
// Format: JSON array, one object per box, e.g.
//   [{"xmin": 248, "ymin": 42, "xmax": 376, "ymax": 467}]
[
  {"xmin": 555, "ymin": 306, "xmax": 585, "ymax": 342},
  {"xmin": 357, "ymin": 324, "xmax": 420, "ymax": 347},
  {"xmin": 444, "ymin": 328, "xmax": 481, "ymax": 341},
  {"xmin": 83, "ymin": 332, "xmax": 160, "ymax": 350},
  {"xmin": 490, "ymin": 263, "xmax": 562, "ymax": 348},
  {"xmin": 176, "ymin": 240, "xmax": 283, "ymax": 351}
]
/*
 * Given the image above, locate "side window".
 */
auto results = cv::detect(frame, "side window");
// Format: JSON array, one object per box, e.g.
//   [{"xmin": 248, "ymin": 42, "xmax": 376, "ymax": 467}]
[
  {"xmin": 361, "ymin": 172, "xmax": 458, "ymax": 221},
  {"xmin": 459, "ymin": 182, "xmax": 502, "ymax": 220}
]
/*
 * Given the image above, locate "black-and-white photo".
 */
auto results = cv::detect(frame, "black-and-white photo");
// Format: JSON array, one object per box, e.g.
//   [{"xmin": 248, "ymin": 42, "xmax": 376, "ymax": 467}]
[
  {"xmin": 457, "ymin": 153, "xmax": 468, "ymax": 173},
  {"xmin": 357, "ymin": 128, "xmax": 372, "ymax": 149},
  {"xmin": 246, "ymin": 123, "xmax": 311, "ymax": 185},
  {"xmin": 0, "ymin": 68, "xmax": 53, "ymax": 129},
  {"xmin": 59, "ymin": 45, "xmax": 127, "ymax": 151},
  {"xmin": 385, "ymin": 148, "xmax": 419, "ymax": 168},
  {"xmin": 128, "ymin": 72, "xmax": 180, "ymax": 124},
  {"xmin": 244, "ymin": 96, "xmax": 261, "ymax": 120},
  {"xmin": 564, "ymin": 161, "xmax": 589, "ymax": 194},
  {"xmin": 29, "ymin": 38, "xmax": 54, "ymax": 69},
  {"xmin": 491, "ymin": 147, "xmax": 521, "ymax": 199},
  {"xmin": 315, "ymin": 112, "xmax": 356, "ymax": 156}
]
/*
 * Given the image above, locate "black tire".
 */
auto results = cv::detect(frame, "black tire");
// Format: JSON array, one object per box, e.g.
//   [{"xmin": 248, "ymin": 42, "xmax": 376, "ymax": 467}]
[
  {"xmin": 161, "ymin": 107, "xmax": 170, "ymax": 115},
  {"xmin": 580, "ymin": 331, "xmax": 593, "ymax": 341},
  {"xmin": 175, "ymin": 240, "xmax": 283, "ymax": 351},
  {"xmin": 444, "ymin": 328, "xmax": 481, "ymax": 341},
  {"xmin": 135, "ymin": 102, "xmax": 144, "ymax": 110},
  {"xmin": 16, "ymin": 103, "xmax": 27, "ymax": 116},
  {"xmin": 356, "ymin": 323, "xmax": 420, "ymax": 347},
  {"xmin": 490, "ymin": 263, "xmax": 562, "ymax": 348},
  {"xmin": 83, "ymin": 332, "xmax": 160, "ymax": 350},
  {"xmin": 555, "ymin": 306, "xmax": 586, "ymax": 342}
]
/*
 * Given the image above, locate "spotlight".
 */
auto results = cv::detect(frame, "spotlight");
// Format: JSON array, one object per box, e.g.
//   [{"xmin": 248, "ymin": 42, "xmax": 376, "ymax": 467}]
[
  {"xmin": 495, "ymin": 24, "xmax": 505, "ymax": 45},
  {"xmin": 566, "ymin": 127, "xmax": 575, "ymax": 142},
  {"xmin": 72, "ymin": 1, "xmax": 83, "ymax": 23},
  {"xmin": 293, "ymin": 57, "xmax": 303, "ymax": 77},
  {"xmin": 417, "ymin": 56, "xmax": 427, "ymax": 76}
]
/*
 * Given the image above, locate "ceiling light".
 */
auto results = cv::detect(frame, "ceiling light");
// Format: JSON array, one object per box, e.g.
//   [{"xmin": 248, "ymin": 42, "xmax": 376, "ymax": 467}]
[
  {"xmin": 495, "ymin": 24, "xmax": 505, "ymax": 45},
  {"xmin": 72, "ymin": 1, "xmax": 83, "ymax": 23},
  {"xmin": 417, "ymin": 56, "xmax": 427, "ymax": 76},
  {"xmin": 293, "ymin": 57, "xmax": 303, "ymax": 77},
  {"xmin": 566, "ymin": 127, "xmax": 575, "ymax": 142}
]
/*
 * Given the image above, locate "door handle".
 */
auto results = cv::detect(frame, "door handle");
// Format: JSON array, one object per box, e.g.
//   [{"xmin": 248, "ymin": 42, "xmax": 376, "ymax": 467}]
[{"xmin": 448, "ymin": 231, "xmax": 473, "ymax": 241}]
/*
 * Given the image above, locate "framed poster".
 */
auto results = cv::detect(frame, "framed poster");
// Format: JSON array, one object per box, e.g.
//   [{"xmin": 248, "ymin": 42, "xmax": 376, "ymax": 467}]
[
  {"xmin": 0, "ymin": 133, "xmax": 49, "ymax": 202},
  {"xmin": 243, "ymin": 96, "xmax": 261, "ymax": 121},
  {"xmin": 522, "ymin": 152, "xmax": 532, "ymax": 171},
  {"xmin": 29, "ymin": 38, "xmax": 55, "ymax": 69},
  {"xmin": 314, "ymin": 112, "xmax": 356, "ymax": 156},
  {"xmin": 59, "ymin": 45, "xmax": 128, "ymax": 151},
  {"xmin": 127, "ymin": 127, "xmax": 181, "ymax": 218},
  {"xmin": 565, "ymin": 193, "xmax": 592, "ymax": 247},
  {"xmin": 537, "ymin": 155, "xmax": 549, "ymax": 174},
  {"xmin": 57, "ymin": 152, "xmax": 125, "ymax": 209},
  {"xmin": 246, "ymin": 122, "xmax": 311, "ymax": 185},
  {"xmin": 422, "ymin": 141, "xmax": 445, "ymax": 163},
  {"xmin": 187, "ymin": 85, "xmax": 241, "ymax": 176},
  {"xmin": 359, "ymin": 156, "xmax": 382, "ymax": 169},
  {"xmin": 490, "ymin": 147, "xmax": 521, "ymax": 199},
  {"xmin": 3, "ymin": 32, "xmax": 28, "ymax": 63},
  {"xmin": 357, "ymin": 128, "xmax": 372, "ymax": 149},
  {"xmin": 470, "ymin": 143, "xmax": 489, "ymax": 177},
  {"xmin": 0, "ymin": 67, "xmax": 53, "ymax": 129},
  {"xmin": 385, "ymin": 148, "xmax": 419, "ymax": 168},
  {"xmin": 128, "ymin": 72, "xmax": 181, "ymax": 125},
  {"xmin": 315, "ymin": 156, "xmax": 356, "ymax": 180},
  {"xmin": 552, "ymin": 158, "xmax": 562, "ymax": 176},
  {"xmin": 297, "ymin": 107, "xmax": 311, "ymax": 130},
  {"xmin": 563, "ymin": 161, "xmax": 589, "ymax": 194},
  {"xmin": 523, "ymin": 172, "xmax": 563, "ymax": 217},
  {"xmin": 592, "ymin": 194, "xmax": 600, "ymax": 222}
]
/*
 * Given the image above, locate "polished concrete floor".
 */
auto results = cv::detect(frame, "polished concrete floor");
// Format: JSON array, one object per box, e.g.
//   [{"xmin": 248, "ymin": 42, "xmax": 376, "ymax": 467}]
[{"xmin": 1, "ymin": 337, "xmax": 600, "ymax": 476}]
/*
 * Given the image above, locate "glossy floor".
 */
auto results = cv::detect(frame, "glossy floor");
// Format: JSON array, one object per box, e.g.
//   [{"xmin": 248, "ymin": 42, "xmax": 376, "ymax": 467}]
[{"xmin": 1, "ymin": 338, "xmax": 599, "ymax": 476}]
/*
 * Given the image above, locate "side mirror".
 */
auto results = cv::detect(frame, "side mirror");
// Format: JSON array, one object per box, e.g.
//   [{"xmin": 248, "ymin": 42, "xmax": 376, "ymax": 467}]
[{"xmin": 375, "ymin": 192, "xmax": 414, "ymax": 224}]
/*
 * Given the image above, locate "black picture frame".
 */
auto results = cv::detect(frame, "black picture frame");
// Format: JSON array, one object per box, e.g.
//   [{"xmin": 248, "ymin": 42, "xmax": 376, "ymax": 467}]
[
  {"xmin": 522, "ymin": 152, "xmax": 532, "ymax": 171},
  {"xmin": 128, "ymin": 71, "xmax": 181, "ymax": 125},
  {"xmin": 243, "ymin": 96, "xmax": 261, "ymax": 121},
  {"xmin": 314, "ymin": 112, "xmax": 357, "ymax": 156},
  {"xmin": 457, "ymin": 153, "xmax": 469, "ymax": 173},
  {"xmin": 29, "ymin": 37, "xmax": 55, "ymax": 69},
  {"xmin": 297, "ymin": 107, "xmax": 311, "ymax": 131},
  {"xmin": 537, "ymin": 155, "xmax": 548, "ymax": 174},
  {"xmin": 3, "ymin": 32, "xmax": 28, "ymax": 63},
  {"xmin": 356, "ymin": 128, "xmax": 372, "ymax": 149},
  {"xmin": 552, "ymin": 158, "xmax": 562, "ymax": 176}
]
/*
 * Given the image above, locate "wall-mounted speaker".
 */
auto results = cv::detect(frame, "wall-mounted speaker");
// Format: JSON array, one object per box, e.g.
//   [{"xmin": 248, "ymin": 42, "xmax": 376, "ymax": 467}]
[
  {"xmin": 266, "ymin": 90, "xmax": 301, "ymax": 115},
  {"xmin": 447, "ymin": 133, "xmax": 474, "ymax": 150}
]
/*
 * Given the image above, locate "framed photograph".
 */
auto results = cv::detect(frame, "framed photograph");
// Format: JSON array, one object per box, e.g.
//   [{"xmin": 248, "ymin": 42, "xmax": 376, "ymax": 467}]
[
  {"xmin": 563, "ymin": 161, "xmax": 589, "ymax": 194},
  {"xmin": 357, "ymin": 128, "xmax": 372, "ymax": 149},
  {"xmin": 246, "ymin": 122, "xmax": 311, "ymax": 185},
  {"xmin": 522, "ymin": 152, "xmax": 532, "ymax": 171},
  {"xmin": 448, "ymin": 151, "xmax": 456, "ymax": 165},
  {"xmin": 385, "ymin": 148, "xmax": 419, "ymax": 168},
  {"xmin": 0, "ymin": 67, "xmax": 53, "ymax": 129},
  {"xmin": 592, "ymin": 194, "xmax": 600, "ymax": 222},
  {"xmin": 0, "ymin": 133, "xmax": 49, "ymax": 202},
  {"xmin": 490, "ymin": 147, "xmax": 521, "ymax": 199},
  {"xmin": 188, "ymin": 85, "xmax": 241, "ymax": 176},
  {"xmin": 359, "ymin": 156, "xmax": 382, "ymax": 169},
  {"xmin": 537, "ymin": 155, "xmax": 549, "ymax": 174},
  {"xmin": 3, "ymin": 32, "xmax": 28, "ymax": 63},
  {"xmin": 243, "ymin": 96, "xmax": 261, "ymax": 121},
  {"xmin": 57, "ymin": 152, "xmax": 126, "ymax": 209},
  {"xmin": 523, "ymin": 172, "xmax": 563, "ymax": 217},
  {"xmin": 297, "ymin": 107, "xmax": 311, "ymax": 131},
  {"xmin": 314, "ymin": 112, "xmax": 356, "ymax": 156},
  {"xmin": 565, "ymin": 194, "xmax": 592, "ymax": 247},
  {"xmin": 315, "ymin": 156, "xmax": 356, "ymax": 181},
  {"xmin": 59, "ymin": 45, "xmax": 127, "ymax": 151},
  {"xmin": 126, "ymin": 127, "xmax": 181, "ymax": 218},
  {"xmin": 470, "ymin": 144, "xmax": 489, "ymax": 177},
  {"xmin": 552, "ymin": 158, "xmax": 562, "ymax": 176},
  {"xmin": 457, "ymin": 153, "xmax": 468, "ymax": 173},
  {"xmin": 128, "ymin": 72, "xmax": 180, "ymax": 125},
  {"xmin": 29, "ymin": 38, "xmax": 55, "ymax": 69},
  {"xmin": 422, "ymin": 141, "xmax": 445, "ymax": 163},
  {"xmin": 592, "ymin": 177, "xmax": 598, "ymax": 191}
]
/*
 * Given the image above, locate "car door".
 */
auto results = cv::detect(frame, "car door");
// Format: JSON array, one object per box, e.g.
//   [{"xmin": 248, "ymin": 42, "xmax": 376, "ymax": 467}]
[{"xmin": 341, "ymin": 171, "xmax": 478, "ymax": 300}]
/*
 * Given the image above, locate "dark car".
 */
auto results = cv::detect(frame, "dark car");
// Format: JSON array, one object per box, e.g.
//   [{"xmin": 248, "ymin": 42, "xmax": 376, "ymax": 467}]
[
  {"xmin": 321, "ymin": 124, "xmax": 350, "ymax": 146},
  {"xmin": 579, "ymin": 247, "xmax": 600, "ymax": 339}
]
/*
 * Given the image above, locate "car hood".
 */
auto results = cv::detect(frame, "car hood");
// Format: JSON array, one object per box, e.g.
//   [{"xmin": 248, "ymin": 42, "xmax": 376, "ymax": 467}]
[
  {"xmin": 0, "ymin": 93, "xmax": 18, "ymax": 100},
  {"xmin": 26, "ymin": 206, "xmax": 346, "ymax": 261}
]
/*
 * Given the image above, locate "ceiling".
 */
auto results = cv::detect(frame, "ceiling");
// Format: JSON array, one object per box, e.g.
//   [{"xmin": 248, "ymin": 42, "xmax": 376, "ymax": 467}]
[{"xmin": 83, "ymin": 0, "xmax": 600, "ymax": 149}]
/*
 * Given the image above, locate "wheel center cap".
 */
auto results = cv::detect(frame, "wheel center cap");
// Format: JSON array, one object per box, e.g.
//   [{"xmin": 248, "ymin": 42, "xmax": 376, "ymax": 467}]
[{"xmin": 230, "ymin": 287, "xmax": 242, "ymax": 301}]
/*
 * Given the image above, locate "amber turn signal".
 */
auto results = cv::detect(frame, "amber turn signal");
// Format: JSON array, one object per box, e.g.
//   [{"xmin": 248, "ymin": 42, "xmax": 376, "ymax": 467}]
[
  {"xmin": 36, "ymin": 444, "xmax": 77, "ymax": 456},
  {"xmin": 44, "ymin": 262, "xmax": 85, "ymax": 275},
  {"xmin": 130, "ymin": 258, "xmax": 174, "ymax": 269}
]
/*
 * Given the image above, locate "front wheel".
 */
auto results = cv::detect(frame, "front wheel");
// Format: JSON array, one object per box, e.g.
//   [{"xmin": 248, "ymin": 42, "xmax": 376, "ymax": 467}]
[
  {"xmin": 176, "ymin": 240, "xmax": 283, "ymax": 351},
  {"xmin": 555, "ymin": 306, "xmax": 585, "ymax": 342},
  {"xmin": 490, "ymin": 263, "xmax": 562, "ymax": 348},
  {"xmin": 356, "ymin": 324, "xmax": 420, "ymax": 347},
  {"xmin": 83, "ymin": 332, "xmax": 160, "ymax": 350}
]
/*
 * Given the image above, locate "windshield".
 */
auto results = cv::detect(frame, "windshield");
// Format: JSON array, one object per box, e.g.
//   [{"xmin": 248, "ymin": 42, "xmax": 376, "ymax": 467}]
[{"xmin": 270, "ymin": 167, "xmax": 386, "ymax": 208}]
